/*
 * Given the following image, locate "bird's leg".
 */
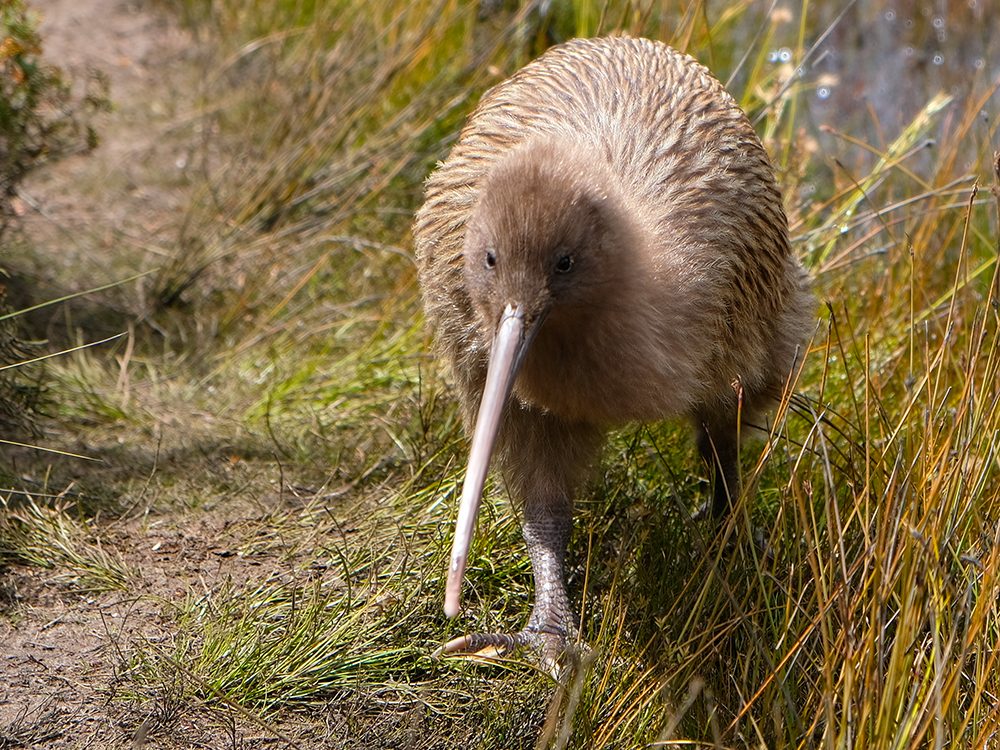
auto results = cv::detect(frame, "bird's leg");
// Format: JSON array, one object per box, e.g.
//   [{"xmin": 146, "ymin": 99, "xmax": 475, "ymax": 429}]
[
  {"xmin": 436, "ymin": 495, "xmax": 575, "ymax": 673},
  {"xmin": 697, "ymin": 411, "xmax": 778, "ymax": 560},
  {"xmin": 438, "ymin": 408, "xmax": 598, "ymax": 674},
  {"xmin": 520, "ymin": 494, "xmax": 575, "ymax": 665},
  {"xmin": 696, "ymin": 416, "xmax": 740, "ymax": 518}
]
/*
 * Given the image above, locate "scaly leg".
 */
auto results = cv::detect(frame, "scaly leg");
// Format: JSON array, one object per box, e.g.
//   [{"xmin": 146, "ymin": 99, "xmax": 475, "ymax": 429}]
[
  {"xmin": 438, "ymin": 495, "xmax": 574, "ymax": 671},
  {"xmin": 438, "ymin": 406, "xmax": 600, "ymax": 673},
  {"xmin": 696, "ymin": 414, "xmax": 740, "ymax": 518},
  {"xmin": 521, "ymin": 494, "xmax": 575, "ymax": 667}
]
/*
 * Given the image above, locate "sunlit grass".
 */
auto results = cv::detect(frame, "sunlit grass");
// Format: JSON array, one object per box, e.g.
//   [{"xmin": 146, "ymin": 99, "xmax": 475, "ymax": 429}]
[
  {"xmin": 0, "ymin": 494, "xmax": 136, "ymax": 592},
  {"xmin": 128, "ymin": 0, "xmax": 1000, "ymax": 744}
]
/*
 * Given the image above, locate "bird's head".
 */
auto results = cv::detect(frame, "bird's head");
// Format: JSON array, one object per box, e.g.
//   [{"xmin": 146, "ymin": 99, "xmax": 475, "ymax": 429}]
[
  {"xmin": 444, "ymin": 138, "xmax": 637, "ymax": 617},
  {"xmin": 462, "ymin": 139, "xmax": 630, "ymax": 342}
]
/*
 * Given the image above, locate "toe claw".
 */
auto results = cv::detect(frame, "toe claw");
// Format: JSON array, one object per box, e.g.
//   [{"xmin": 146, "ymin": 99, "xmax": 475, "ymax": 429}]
[
  {"xmin": 434, "ymin": 631, "xmax": 521, "ymax": 660},
  {"xmin": 434, "ymin": 627, "xmax": 577, "ymax": 677}
]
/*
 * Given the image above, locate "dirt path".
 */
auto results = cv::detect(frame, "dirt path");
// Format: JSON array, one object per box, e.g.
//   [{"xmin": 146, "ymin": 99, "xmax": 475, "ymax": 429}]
[
  {"xmin": 12, "ymin": 0, "xmax": 202, "ymax": 330},
  {"xmin": 1, "ymin": 516, "xmax": 257, "ymax": 747},
  {"xmin": 1, "ymin": 3, "xmax": 267, "ymax": 747}
]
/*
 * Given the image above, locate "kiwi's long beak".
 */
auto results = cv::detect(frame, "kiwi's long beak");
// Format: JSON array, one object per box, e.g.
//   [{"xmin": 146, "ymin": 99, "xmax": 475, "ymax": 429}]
[{"xmin": 444, "ymin": 303, "xmax": 540, "ymax": 618}]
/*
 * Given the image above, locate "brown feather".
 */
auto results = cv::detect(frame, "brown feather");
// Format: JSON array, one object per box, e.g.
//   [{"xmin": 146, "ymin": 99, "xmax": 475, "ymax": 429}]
[{"xmin": 415, "ymin": 35, "xmax": 812, "ymax": 432}]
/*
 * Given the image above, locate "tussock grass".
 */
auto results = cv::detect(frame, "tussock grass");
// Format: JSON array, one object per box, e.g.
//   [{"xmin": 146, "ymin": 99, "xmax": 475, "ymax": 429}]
[
  {"xmin": 0, "ymin": 493, "xmax": 136, "ymax": 592},
  {"xmin": 153, "ymin": 575, "xmax": 427, "ymax": 706},
  {"xmin": 9, "ymin": 0, "xmax": 1000, "ymax": 748}
]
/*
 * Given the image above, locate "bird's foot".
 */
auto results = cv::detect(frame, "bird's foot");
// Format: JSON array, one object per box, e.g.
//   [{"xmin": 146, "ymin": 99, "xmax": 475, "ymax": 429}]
[
  {"xmin": 690, "ymin": 483, "xmax": 734, "ymax": 522},
  {"xmin": 690, "ymin": 499, "xmax": 712, "ymax": 523},
  {"xmin": 434, "ymin": 624, "xmax": 578, "ymax": 677}
]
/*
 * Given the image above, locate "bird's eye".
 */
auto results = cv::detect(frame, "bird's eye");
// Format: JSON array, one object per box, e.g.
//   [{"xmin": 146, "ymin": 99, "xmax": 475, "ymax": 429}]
[
  {"xmin": 555, "ymin": 254, "xmax": 574, "ymax": 274},
  {"xmin": 485, "ymin": 250, "xmax": 497, "ymax": 269}
]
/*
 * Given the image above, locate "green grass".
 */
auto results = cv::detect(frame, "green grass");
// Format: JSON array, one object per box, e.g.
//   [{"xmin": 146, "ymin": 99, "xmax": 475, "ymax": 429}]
[
  {"xmin": 5, "ymin": 0, "xmax": 1000, "ymax": 748},
  {"xmin": 0, "ymin": 494, "xmax": 136, "ymax": 592}
]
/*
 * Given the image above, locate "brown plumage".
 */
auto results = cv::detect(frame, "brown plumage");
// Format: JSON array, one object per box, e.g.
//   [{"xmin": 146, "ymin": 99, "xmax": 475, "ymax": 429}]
[{"xmin": 414, "ymin": 35, "xmax": 812, "ymax": 668}]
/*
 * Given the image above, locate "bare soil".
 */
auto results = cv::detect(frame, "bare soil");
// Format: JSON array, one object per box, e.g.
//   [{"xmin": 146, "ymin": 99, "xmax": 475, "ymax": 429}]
[
  {"xmin": 9, "ymin": 0, "xmax": 203, "ymax": 336},
  {"xmin": 1, "ymin": 2, "xmax": 322, "ymax": 747}
]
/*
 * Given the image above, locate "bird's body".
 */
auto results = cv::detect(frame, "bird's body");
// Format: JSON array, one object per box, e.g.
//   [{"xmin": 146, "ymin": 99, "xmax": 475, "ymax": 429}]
[{"xmin": 414, "ymin": 36, "xmax": 812, "ymax": 666}]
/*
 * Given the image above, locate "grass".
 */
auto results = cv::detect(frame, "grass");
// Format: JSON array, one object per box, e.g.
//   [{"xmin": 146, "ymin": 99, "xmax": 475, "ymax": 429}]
[
  {"xmin": 4, "ymin": 0, "xmax": 1000, "ymax": 748},
  {"xmin": 0, "ymin": 494, "xmax": 136, "ymax": 593}
]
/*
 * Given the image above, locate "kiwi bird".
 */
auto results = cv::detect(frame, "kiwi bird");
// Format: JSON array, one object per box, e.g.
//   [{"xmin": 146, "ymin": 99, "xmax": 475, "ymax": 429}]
[{"xmin": 414, "ymin": 35, "xmax": 812, "ymax": 668}]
